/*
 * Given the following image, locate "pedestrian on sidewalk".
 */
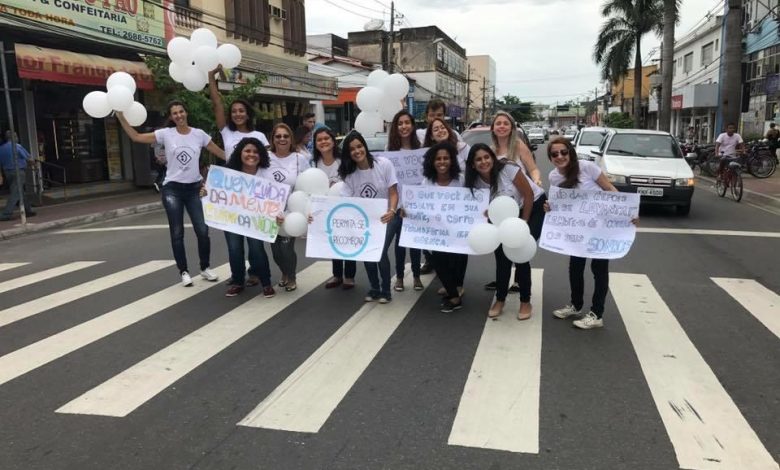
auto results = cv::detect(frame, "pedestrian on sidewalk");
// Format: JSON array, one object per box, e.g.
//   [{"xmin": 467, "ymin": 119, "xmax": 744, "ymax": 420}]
[
  {"xmin": 117, "ymin": 100, "xmax": 226, "ymax": 287},
  {"xmin": 0, "ymin": 131, "xmax": 36, "ymax": 221},
  {"xmin": 766, "ymin": 122, "xmax": 779, "ymax": 163}
]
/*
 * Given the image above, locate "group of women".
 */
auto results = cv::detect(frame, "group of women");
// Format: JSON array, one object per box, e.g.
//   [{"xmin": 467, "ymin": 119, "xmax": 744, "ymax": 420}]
[{"xmin": 116, "ymin": 84, "xmax": 626, "ymax": 331}]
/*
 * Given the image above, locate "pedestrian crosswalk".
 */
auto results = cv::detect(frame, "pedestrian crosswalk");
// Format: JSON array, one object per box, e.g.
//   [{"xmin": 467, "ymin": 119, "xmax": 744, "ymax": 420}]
[{"xmin": 0, "ymin": 260, "xmax": 777, "ymax": 469}]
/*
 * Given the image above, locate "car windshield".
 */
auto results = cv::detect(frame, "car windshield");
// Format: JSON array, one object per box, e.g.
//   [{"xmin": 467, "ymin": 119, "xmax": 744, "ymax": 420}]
[
  {"xmin": 461, "ymin": 130, "xmax": 493, "ymax": 147},
  {"xmin": 530, "ymin": 128, "xmax": 543, "ymax": 134},
  {"xmin": 579, "ymin": 131, "xmax": 606, "ymax": 146},
  {"xmin": 607, "ymin": 134, "xmax": 682, "ymax": 158}
]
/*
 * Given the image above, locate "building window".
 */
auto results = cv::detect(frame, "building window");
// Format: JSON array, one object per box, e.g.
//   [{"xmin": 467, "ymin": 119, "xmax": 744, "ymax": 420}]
[
  {"xmin": 701, "ymin": 42, "xmax": 714, "ymax": 66},
  {"xmin": 715, "ymin": 39, "xmax": 719, "ymax": 51},
  {"xmin": 683, "ymin": 52, "xmax": 693, "ymax": 73}
]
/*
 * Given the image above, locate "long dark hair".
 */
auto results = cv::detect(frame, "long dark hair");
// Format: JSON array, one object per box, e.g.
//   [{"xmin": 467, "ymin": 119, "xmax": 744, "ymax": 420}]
[
  {"xmin": 422, "ymin": 142, "xmax": 460, "ymax": 183},
  {"xmin": 547, "ymin": 136, "xmax": 580, "ymax": 188},
  {"xmin": 165, "ymin": 100, "xmax": 188, "ymax": 128},
  {"xmin": 311, "ymin": 127, "xmax": 337, "ymax": 165},
  {"xmin": 387, "ymin": 110, "xmax": 420, "ymax": 151},
  {"xmin": 424, "ymin": 117, "xmax": 459, "ymax": 148},
  {"xmin": 338, "ymin": 131, "xmax": 374, "ymax": 179},
  {"xmin": 464, "ymin": 143, "xmax": 504, "ymax": 197},
  {"xmin": 226, "ymin": 137, "xmax": 270, "ymax": 172},
  {"xmin": 226, "ymin": 99, "xmax": 256, "ymax": 131}
]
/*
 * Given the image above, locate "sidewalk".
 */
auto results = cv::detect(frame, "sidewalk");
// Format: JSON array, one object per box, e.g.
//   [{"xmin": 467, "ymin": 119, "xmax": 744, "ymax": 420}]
[
  {"xmin": 696, "ymin": 169, "xmax": 780, "ymax": 211},
  {"xmin": 0, "ymin": 190, "xmax": 162, "ymax": 241}
]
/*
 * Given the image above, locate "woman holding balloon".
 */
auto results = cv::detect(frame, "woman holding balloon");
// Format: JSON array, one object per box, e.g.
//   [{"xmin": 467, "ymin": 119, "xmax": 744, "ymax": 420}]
[{"xmin": 208, "ymin": 69, "xmax": 268, "ymax": 162}]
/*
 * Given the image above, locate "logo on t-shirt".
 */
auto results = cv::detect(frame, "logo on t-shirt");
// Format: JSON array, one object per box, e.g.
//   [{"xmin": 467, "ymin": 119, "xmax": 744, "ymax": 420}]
[
  {"xmin": 272, "ymin": 170, "xmax": 286, "ymax": 183},
  {"xmin": 176, "ymin": 150, "xmax": 193, "ymax": 166},
  {"xmin": 360, "ymin": 183, "xmax": 378, "ymax": 199}
]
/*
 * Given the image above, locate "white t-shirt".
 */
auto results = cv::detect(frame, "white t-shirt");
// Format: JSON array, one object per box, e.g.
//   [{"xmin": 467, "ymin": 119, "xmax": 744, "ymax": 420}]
[
  {"xmin": 715, "ymin": 132, "xmax": 743, "ymax": 156},
  {"xmin": 341, "ymin": 156, "xmax": 398, "ymax": 199},
  {"xmin": 154, "ymin": 127, "xmax": 211, "ymax": 185},
  {"xmin": 267, "ymin": 151, "xmax": 310, "ymax": 189},
  {"xmin": 474, "ymin": 163, "xmax": 543, "ymax": 207},
  {"xmin": 316, "ymin": 157, "xmax": 341, "ymax": 185},
  {"xmin": 496, "ymin": 154, "xmax": 544, "ymax": 201},
  {"xmin": 548, "ymin": 160, "xmax": 603, "ymax": 191},
  {"xmin": 220, "ymin": 128, "xmax": 269, "ymax": 163},
  {"xmin": 455, "ymin": 142, "xmax": 470, "ymax": 170}
]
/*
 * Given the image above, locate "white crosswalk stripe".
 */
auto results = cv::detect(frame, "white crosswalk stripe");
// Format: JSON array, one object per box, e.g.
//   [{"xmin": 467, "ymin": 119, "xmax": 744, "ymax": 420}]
[
  {"xmin": 0, "ymin": 262, "xmax": 29, "ymax": 273},
  {"xmin": 711, "ymin": 278, "xmax": 780, "ymax": 340},
  {"xmin": 0, "ymin": 261, "xmax": 103, "ymax": 295}
]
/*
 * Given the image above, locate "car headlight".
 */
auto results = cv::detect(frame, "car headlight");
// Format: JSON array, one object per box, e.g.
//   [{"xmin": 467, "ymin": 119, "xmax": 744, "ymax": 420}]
[
  {"xmin": 607, "ymin": 173, "xmax": 626, "ymax": 184},
  {"xmin": 675, "ymin": 178, "xmax": 695, "ymax": 187}
]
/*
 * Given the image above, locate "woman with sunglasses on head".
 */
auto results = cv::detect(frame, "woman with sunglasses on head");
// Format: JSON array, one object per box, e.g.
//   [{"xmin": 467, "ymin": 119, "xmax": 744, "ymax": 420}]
[
  {"xmin": 209, "ymin": 69, "xmax": 268, "ymax": 161},
  {"xmin": 312, "ymin": 127, "xmax": 357, "ymax": 290},
  {"xmin": 464, "ymin": 143, "xmax": 543, "ymax": 320},
  {"xmin": 386, "ymin": 110, "xmax": 424, "ymax": 292},
  {"xmin": 117, "ymin": 100, "xmax": 225, "ymax": 287},
  {"xmin": 223, "ymin": 137, "xmax": 276, "ymax": 298},
  {"xmin": 268, "ymin": 123, "xmax": 310, "ymax": 292},
  {"xmin": 423, "ymin": 117, "xmax": 471, "ymax": 168},
  {"xmin": 545, "ymin": 137, "xmax": 636, "ymax": 329},
  {"xmin": 338, "ymin": 131, "xmax": 399, "ymax": 304},
  {"xmin": 420, "ymin": 141, "xmax": 467, "ymax": 313}
]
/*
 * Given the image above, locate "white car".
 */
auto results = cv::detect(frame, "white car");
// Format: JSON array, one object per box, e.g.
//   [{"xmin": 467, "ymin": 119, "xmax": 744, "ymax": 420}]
[
  {"xmin": 563, "ymin": 128, "xmax": 578, "ymax": 141},
  {"xmin": 573, "ymin": 126, "xmax": 608, "ymax": 160},
  {"xmin": 591, "ymin": 129, "xmax": 695, "ymax": 216},
  {"xmin": 527, "ymin": 128, "xmax": 545, "ymax": 144}
]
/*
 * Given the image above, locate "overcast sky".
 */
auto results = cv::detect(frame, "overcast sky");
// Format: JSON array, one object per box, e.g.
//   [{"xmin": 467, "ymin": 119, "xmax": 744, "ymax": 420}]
[{"xmin": 306, "ymin": 0, "xmax": 723, "ymax": 104}]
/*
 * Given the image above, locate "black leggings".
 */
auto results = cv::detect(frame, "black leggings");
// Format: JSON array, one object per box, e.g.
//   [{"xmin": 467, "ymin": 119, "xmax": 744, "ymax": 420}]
[
  {"xmin": 431, "ymin": 251, "xmax": 468, "ymax": 299},
  {"xmin": 495, "ymin": 195, "xmax": 546, "ymax": 302},
  {"xmin": 569, "ymin": 257, "xmax": 609, "ymax": 318}
]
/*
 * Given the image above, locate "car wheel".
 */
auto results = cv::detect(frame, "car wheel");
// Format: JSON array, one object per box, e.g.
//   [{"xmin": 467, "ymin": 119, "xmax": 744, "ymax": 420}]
[{"xmin": 676, "ymin": 203, "xmax": 691, "ymax": 216}]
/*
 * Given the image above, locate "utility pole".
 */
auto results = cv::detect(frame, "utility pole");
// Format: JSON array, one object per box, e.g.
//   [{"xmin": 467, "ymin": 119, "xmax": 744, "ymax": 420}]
[
  {"xmin": 465, "ymin": 67, "xmax": 471, "ymax": 123},
  {"xmin": 481, "ymin": 76, "xmax": 487, "ymax": 122},
  {"xmin": 0, "ymin": 42, "xmax": 27, "ymax": 226},
  {"xmin": 718, "ymin": 0, "xmax": 742, "ymax": 131},
  {"xmin": 491, "ymin": 84, "xmax": 496, "ymax": 116},
  {"xmin": 387, "ymin": 1, "xmax": 395, "ymax": 73}
]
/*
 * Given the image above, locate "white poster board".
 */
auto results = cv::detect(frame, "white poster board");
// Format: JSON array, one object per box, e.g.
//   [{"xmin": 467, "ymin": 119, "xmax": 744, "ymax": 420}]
[
  {"xmin": 539, "ymin": 188, "xmax": 640, "ymax": 259},
  {"xmin": 306, "ymin": 196, "xmax": 389, "ymax": 262},
  {"xmin": 202, "ymin": 166, "xmax": 290, "ymax": 242},
  {"xmin": 399, "ymin": 186, "xmax": 490, "ymax": 254},
  {"xmin": 373, "ymin": 148, "xmax": 428, "ymax": 186}
]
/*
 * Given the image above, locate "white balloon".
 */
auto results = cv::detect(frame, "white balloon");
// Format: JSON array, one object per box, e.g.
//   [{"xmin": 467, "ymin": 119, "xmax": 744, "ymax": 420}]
[
  {"xmin": 488, "ymin": 196, "xmax": 519, "ymax": 226},
  {"xmin": 82, "ymin": 91, "xmax": 112, "ymax": 118},
  {"xmin": 295, "ymin": 168, "xmax": 330, "ymax": 195},
  {"xmin": 123, "ymin": 101, "xmax": 148, "ymax": 127},
  {"xmin": 503, "ymin": 235, "xmax": 537, "ymax": 264},
  {"xmin": 194, "ymin": 45, "xmax": 220, "ymax": 73},
  {"xmin": 286, "ymin": 190, "xmax": 311, "ymax": 214},
  {"xmin": 190, "ymin": 28, "xmax": 218, "ymax": 49},
  {"xmin": 356, "ymin": 86, "xmax": 384, "ymax": 112},
  {"xmin": 498, "ymin": 217, "xmax": 530, "ymax": 248},
  {"xmin": 282, "ymin": 212, "xmax": 308, "ymax": 237},
  {"xmin": 182, "ymin": 67, "xmax": 207, "ymax": 92},
  {"xmin": 106, "ymin": 71, "xmax": 136, "ymax": 94},
  {"xmin": 467, "ymin": 223, "xmax": 501, "ymax": 255},
  {"xmin": 382, "ymin": 73, "xmax": 409, "ymax": 101},
  {"xmin": 379, "ymin": 94, "xmax": 403, "ymax": 122},
  {"xmin": 277, "ymin": 219, "xmax": 289, "ymax": 237},
  {"xmin": 354, "ymin": 111, "xmax": 383, "ymax": 136},
  {"xmin": 106, "ymin": 86, "xmax": 134, "ymax": 112},
  {"xmin": 167, "ymin": 37, "xmax": 194, "ymax": 66},
  {"xmin": 328, "ymin": 181, "xmax": 345, "ymax": 197},
  {"xmin": 168, "ymin": 62, "xmax": 186, "ymax": 83},
  {"xmin": 217, "ymin": 43, "xmax": 242, "ymax": 68},
  {"xmin": 367, "ymin": 69, "xmax": 389, "ymax": 88}
]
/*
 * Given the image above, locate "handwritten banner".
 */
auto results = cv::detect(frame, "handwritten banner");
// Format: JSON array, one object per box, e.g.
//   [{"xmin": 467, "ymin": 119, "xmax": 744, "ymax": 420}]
[
  {"xmin": 202, "ymin": 167, "xmax": 290, "ymax": 242},
  {"xmin": 374, "ymin": 148, "xmax": 428, "ymax": 186},
  {"xmin": 539, "ymin": 188, "xmax": 640, "ymax": 259},
  {"xmin": 399, "ymin": 186, "xmax": 489, "ymax": 254},
  {"xmin": 306, "ymin": 196, "xmax": 388, "ymax": 262}
]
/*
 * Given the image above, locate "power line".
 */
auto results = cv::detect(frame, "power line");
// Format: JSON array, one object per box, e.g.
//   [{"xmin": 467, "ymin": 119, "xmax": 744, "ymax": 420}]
[
  {"xmin": 323, "ymin": 0, "xmax": 379, "ymax": 20},
  {"xmin": 498, "ymin": 72, "xmax": 596, "ymax": 83},
  {"xmin": 336, "ymin": 0, "xmax": 386, "ymax": 15}
]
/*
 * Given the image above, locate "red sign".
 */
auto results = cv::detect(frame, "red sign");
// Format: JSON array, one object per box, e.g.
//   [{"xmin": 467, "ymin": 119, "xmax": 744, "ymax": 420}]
[{"xmin": 672, "ymin": 95, "xmax": 683, "ymax": 110}]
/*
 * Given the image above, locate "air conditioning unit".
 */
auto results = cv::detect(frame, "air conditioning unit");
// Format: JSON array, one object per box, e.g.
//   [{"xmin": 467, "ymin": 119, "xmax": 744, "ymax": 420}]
[{"xmin": 269, "ymin": 5, "xmax": 287, "ymax": 20}]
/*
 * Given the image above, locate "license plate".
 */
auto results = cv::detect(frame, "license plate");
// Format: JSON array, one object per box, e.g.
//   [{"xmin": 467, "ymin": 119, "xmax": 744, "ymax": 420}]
[{"xmin": 637, "ymin": 187, "xmax": 663, "ymax": 197}]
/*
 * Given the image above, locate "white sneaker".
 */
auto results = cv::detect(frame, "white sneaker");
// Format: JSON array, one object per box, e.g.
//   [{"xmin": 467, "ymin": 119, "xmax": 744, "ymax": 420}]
[
  {"xmin": 181, "ymin": 272, "xmax": 193, "ymax": 287},
  {"xmin": 573, "ymin": 311, "xmax": 603, "ymax": 329},
  {"xmin": 200, "ymin": 268, "xmax": 219, "ymax": 282},
  {"xmin": 552, "ymin": 304, "xmax": 582, "ymax": 319}
]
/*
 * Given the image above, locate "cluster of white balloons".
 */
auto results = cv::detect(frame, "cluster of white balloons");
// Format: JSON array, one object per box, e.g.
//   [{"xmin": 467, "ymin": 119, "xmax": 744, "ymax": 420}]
[
  {"xmin": 467, "ymin": 196, "xmax": 537, "ymax": 263},
  {"xmin": 278, "ymin": 168, "xmax": 335, "ymax": 237},
  {"xmin": 353, "ymin": 70, "xmax": 410, "ymax": 136},
  {"xmin": 82, "ymin": 71, "xmax": 147, "ymax": 126},
  {"xmin": 166, "ymin": 28, "xmax": 242, "ymax": 92}
]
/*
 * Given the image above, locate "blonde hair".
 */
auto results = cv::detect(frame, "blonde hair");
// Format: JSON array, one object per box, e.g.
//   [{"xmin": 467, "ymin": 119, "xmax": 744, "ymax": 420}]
[{"xmin": 490, "ymin": 110, "xmax": 522, "ymax": 163}]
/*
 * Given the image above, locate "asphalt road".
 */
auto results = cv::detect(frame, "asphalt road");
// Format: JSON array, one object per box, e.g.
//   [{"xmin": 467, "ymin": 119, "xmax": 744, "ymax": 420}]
[{"xmin": 0, "ymin": 143, "xmax": 778, "ymax": 470}]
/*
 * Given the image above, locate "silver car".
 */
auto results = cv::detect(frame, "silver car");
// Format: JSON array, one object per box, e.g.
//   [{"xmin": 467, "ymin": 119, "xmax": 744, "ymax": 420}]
[
  {"xmin": 572, "ymin": 126, "xmax": 608, "ymax": 161},
  {"xmin": 527, "ymin": 128, "xmax": 545, "ymax": 144}
]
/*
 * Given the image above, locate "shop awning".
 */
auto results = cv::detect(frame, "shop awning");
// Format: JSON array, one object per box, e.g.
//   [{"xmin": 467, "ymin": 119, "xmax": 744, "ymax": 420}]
[
  {"xmin": 14, "ymin": 44, "xmax": 154, "ymax": 90},
  {"xmin": 322, "ymin": 88, "xmax": 360, "ymax": 106}
]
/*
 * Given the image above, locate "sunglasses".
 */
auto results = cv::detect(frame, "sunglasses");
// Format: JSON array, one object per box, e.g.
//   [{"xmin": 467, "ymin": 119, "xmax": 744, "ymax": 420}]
[
  {"xmin": 274, "ymin": 134, "xmax": 290, "ymax": 139},
  {"xmin": 550, "ymin": 149, "xmax": 570, "ymax": 158}
]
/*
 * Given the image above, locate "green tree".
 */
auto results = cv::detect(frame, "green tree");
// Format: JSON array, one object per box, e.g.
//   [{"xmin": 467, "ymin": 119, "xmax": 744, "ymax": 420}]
[
  {"xmin": 593, "ymin": 0, "xmax": 663, "ymax": 128},
  {"xmin": 604, "ymin": 111, "xmax": 634, "ymax": 128},
  {"xmin": 495, "ymin": 94, "xmax": 537, "ymax": 123}
]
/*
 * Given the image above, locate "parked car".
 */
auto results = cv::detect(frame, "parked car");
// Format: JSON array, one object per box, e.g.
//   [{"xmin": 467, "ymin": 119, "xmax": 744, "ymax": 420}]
[
  {"xmin": 592, "ymin": 129, "xmax": 695, "ymax": 216},
  {"xmin": 461, "ymin": 126, "xmax": 537, "ymax": 152},
  {"xmin": 336, "ymin": 133, "xmax": 388, "ymax": 153},
  {"xmin": 572, "ymin": 126, "xmax": 608, "ymax": 161},
  {"xmin": 527, "ymin": 127, "xmax": 545, "ymax": 144},
  {"xmin": 563, "ymin": 128, "xmax": 578, "ymax": 141}
]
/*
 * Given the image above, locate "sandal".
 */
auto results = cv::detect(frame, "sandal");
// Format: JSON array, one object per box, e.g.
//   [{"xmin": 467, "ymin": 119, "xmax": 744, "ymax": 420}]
[
  {"xmin": 517, "ymin": 302, "xmax": 533, "ymax": 321},
  {"xmin": 325, "ymin": 277, "xmax": 342, "ymax": 289},
  {"xmin": 285, "ymin": 282, "xmax": 297, "ymax": 292},
  {"xmin": 277, "ymin": 279, "xmax": 289, "ymax": 288}
]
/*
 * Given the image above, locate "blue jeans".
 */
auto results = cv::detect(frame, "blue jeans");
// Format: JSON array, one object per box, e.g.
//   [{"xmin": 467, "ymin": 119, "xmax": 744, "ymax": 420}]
[
  {"xmin": 393, "ymin": 214, "xmax": 421, "ymax": 278},
  {"xmin": 364, "ymin": 215, "xmax": 399, "ymax": 298},
  {"xmin": 225, "ymin": 231, "xmax": 271, "ymax": 286},
  {"xmin": 161, "ymin": 182, "xmax": 210, "ymax": 274},
  {"xmin": 1, "ymin": 168, "xmax": 32, "ymax": 218}
]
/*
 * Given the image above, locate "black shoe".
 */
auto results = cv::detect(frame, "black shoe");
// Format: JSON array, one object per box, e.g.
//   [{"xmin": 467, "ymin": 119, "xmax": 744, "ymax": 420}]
[
  {"xmin": 509, "ymin": 282, "xmax": 521, "ymax": 293},
  {"xmin": 26, "ymin": 211, "xmax": 36, "ymax": 217},
  {"xmin": 419, "ymin": 263, "xmax": 433, "ymax": 275},
  {"xmin": 484, "ymin": 281, "xmax": 497, "ymax": 291},
  {"xmin": 441, "ymin": 299, "xmax": 463, "ymax": 313}
]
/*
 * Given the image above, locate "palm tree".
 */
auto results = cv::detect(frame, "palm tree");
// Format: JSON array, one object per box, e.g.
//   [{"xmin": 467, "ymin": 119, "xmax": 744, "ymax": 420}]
[
  {"xmin": 721, "ymin": 0, "xmax": 743, "ymax": 128},
  {"xmin": 659, "ymin": 0, "xmax": 681, "ymax": 132},
  {"xmin": 594, "ymin": 0, "xmax": 664, "ymax": 127}
]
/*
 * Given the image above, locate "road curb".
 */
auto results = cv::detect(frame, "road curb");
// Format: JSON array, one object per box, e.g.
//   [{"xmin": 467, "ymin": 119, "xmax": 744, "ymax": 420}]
[
  {"xmin": 696, "ymin": 175, "xmax": 780, "ymax": 211},
  {"xmin": 0, "ymin": 201, "xmax": 163, "ymax": 241}
]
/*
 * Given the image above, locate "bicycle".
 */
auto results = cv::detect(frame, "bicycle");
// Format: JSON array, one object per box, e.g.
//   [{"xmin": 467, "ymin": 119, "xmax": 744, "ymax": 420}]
[
  {"xmin": 743, "ymin": 142, "xmax": 777, "ymax": 178},
  {"xmin": 715, "ymin": 156, "xmax": 743, "ymax": 202}
]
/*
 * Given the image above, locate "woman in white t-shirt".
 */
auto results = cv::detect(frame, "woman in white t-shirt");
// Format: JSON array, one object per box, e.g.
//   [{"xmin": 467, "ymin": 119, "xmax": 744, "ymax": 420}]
[
  {"xmin": 423, "ymin": 117, "xmax": 470, "ymax": 169},
  {"xmin": 268, "ymin": 123, "xmax": 310, "ymax": 292},
  {"xmin": 545, "ymin": 137, "xmax": 634, "ymax": 330},
  {"xmin": 117, "ymin": 100, "xmax": 225, "ymax": 287},
  {"xmin": 208, "ymin": 70, "xmax": 269, "ymax": 162},
  {"xmin": 338, "ymin": 132, "xmax": 399, "ymax": 304},
  {"xmin": 312, "ymin": 127, "xmax": 356, "ymax": 290}
]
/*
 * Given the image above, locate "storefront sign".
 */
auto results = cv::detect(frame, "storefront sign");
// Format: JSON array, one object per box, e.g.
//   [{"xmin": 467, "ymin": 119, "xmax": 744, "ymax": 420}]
[
  {"xmin": 306, "ymin": 196, "xmax": 389, "ymax": 262},
  {"xmin": 672, "ymin": 95, "xmax": 683, "ymax": 110},
  {"xmin": 203, "ymin": 167, "xmax": 289, "ymax": 243},
  {"xmin": 540, "ymin": 188, "xmax": 640, "ymax": 260},
  {"xmin": 15, "ymin": 44, "xmax": 154, "ymax": 89},
  {"xmin": 399, "ymin": 186, "xmax": 489, "ymax": 254},
  {"xmin": 0, "ymin": 0, "xmax": 174, "ymax": 50},
  {"xmin": 373, "ymin": 148, "xmax": 428, "ymax": 186}
]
